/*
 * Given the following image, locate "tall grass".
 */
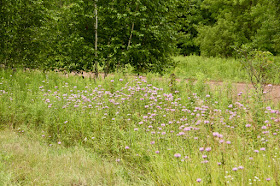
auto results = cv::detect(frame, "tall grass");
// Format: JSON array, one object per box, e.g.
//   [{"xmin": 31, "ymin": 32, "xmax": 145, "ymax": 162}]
[
  {"xmin": 0, "ymin": 68, "xmax": 280, "ymax": 185},
  {"xmin": 172, "ymin": 55, "xmax": 280, "ymax": 84}
]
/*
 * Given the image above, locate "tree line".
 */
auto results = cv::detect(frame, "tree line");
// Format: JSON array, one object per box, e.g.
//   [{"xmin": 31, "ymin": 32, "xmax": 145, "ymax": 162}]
[{"xmin": 1, "ymin": 0, "xmax": 279, "ymax": 75}]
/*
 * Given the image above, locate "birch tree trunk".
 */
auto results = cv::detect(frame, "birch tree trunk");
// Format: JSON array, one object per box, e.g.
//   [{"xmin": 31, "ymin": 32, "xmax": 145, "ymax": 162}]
[{"xmin": 94, "ymin": 0, "xmax": 98, "ymax": 78}]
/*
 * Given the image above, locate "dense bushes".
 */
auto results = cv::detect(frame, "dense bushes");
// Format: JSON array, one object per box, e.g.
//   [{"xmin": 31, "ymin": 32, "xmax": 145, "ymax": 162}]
[
  {"xmin": 1, "ymin": 0, "xmax": 176, "ymax": 74},
  {"xmin": 194, "ymin": 0, "xmax": 280, "ymax": 57},
  {"xmin": 1, "ymin": 0, "xmax": 279, "ymax": 72}
]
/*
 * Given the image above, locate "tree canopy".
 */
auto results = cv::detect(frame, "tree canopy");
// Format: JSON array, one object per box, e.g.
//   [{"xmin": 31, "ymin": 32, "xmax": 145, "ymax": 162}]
[{"xmin": 1, "ymin": 0, "xmax": 279, "ymax": 73}]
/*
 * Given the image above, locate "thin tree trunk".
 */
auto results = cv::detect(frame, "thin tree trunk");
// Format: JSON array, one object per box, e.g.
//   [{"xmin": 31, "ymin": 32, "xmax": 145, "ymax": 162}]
[
  {"xmin": 94, "ymin": 0, "xmax": 98, "ymax": 78},
  {"xmin": 127, "ymin": 22, "xmax": 134, "ymax": 50},
  {"xmin": 127, "ymin": 5, "xmax": 139, "ymax": 50},
  {"xmin": 104, "ymin": 59, "xmax": 109, "ymax": 79}
]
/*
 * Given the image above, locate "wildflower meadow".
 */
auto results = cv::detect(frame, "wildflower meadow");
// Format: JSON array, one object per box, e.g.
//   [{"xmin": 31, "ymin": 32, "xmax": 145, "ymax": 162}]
[{"xmin": 0, "ymin": 68, "xmax": 279, "ymax": 185}]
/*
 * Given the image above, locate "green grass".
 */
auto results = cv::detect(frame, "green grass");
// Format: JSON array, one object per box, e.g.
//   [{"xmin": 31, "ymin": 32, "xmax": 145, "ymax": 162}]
[
  {"xmin": 0, "ymin": 68, "xmax": 280, "ymax": 185},
  {"xmin": 171, "ymin": 55, "xmax": 280, "ymax": 84},
  {"xmin": 0, "ymin": 129, "xmax": 150, "ymax": 185}
]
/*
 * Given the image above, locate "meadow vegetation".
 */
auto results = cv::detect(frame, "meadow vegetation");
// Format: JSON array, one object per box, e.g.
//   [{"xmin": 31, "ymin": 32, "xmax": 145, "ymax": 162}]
[
  {"xmin": 2, "ymin": 1, "xmax": 280, "ymax": 184},
  {"xmin": 0, "ymin": 130, "xmax": 144, "ymax": 185},
  {"xmin": 172, "ymin": 55, "xmax": 280, "ymax": 84},
  {"xmin": 1, "ymin": 68, "xmax": 280, "ymax": 185}
]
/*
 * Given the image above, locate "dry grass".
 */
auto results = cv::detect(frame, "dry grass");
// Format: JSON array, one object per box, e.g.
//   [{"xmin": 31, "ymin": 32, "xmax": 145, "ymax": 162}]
[{"xmin": 0, "ymin": 130, "xmax": 141, "ymax": 186}]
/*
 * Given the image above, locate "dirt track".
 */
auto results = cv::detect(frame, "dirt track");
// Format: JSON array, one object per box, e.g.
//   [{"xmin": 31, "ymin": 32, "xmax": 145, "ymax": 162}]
[
  {"xmin": 67, "ymin": 71, "xmax": 280, "ymax": 102},
  {"xmin": 205, "ymin": 80, "xmax": 280, "ymax": 102}
]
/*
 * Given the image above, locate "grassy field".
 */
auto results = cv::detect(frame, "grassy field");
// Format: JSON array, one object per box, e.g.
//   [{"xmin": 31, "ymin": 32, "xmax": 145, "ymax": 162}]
[
  {"xmin": 0, "ymin": 130, "xmax": 146, "ymax": 185},
  {"xmin": 1, "ymin": 68, "xmax": 280, "ymax": 185},
  {"xmin": 171, "ymin": 55, "xmax": 280, "ymax": 84}
]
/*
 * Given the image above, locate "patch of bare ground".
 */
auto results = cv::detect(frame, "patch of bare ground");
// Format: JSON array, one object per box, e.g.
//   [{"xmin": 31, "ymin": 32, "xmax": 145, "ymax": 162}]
[{"xmin": 58, "ymin": 70, "xmax": 280, "ymax": 103}]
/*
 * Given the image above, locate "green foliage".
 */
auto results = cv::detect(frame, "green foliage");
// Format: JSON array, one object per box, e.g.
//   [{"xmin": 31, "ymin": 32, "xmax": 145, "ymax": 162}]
[
  {"xmin": 196, "ymin": 0, "xmax": 255, "ymax": 57},
  {"xmin": 1, "ymin": 0, "xmax": 176, "ymax": 74},
  {"xmin": 0, "ymin": 0, "xmax": 47, "ymax": 67},
  {"xmin": 236, "ymin": 45, "xmax": 280, "ymax": 93},
  {"xmin": 251, "ymin": 0, "xmax": 280, "ymax": 55},
  {"xmin": 196, "ymin": 19, "xmax": 238, "ymax": 57},
  {"xmin": 173, "ymin": 0, "xmax": 213, "ymax": 56},
  {"xmin": 1, "ymin": 0, "xmax": 279, "ymax": 68},
  {"xmin": 97, "ymin": 0, "xmax": 177, "ymax": 73},
  {"xmin": 43, "ymin": 1, "xmax": 95, "ymax": 72},
  {"xmin": 195, "ymin": 0, "xmax": 280, "ymax": 57}
]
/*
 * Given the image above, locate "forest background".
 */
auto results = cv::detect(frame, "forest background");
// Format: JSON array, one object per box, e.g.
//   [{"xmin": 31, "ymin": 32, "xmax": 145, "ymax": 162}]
[{"xmin": 1, "ymin": 0, "xmax": 280, "ymax": 75}]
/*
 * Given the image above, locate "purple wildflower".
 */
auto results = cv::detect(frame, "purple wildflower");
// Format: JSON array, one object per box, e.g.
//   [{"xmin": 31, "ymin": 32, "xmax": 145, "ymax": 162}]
[
  {"xmin": 199, "ymin": 147, "xmax": 204, "ymax": 152},
  {"xmin": 205, "ymin": 147, "xmax": 211, "ymax": 152},
  {"xmin": 245, "ymin": 124, "xmax": 251, "ymax": 128},
  {"xmin": 262, "ymin": 126, "xmax": 267, "ymax": 129},
  {"xmin": 174, "ymin": 153, "xmax": 181, "ymax": 158}
]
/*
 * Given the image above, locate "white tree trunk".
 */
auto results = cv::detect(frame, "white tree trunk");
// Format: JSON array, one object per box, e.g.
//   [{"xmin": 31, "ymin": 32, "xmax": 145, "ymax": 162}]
[{"xmin": 94, "ymin": 0, "xmax": 98, "ymax": 78}]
